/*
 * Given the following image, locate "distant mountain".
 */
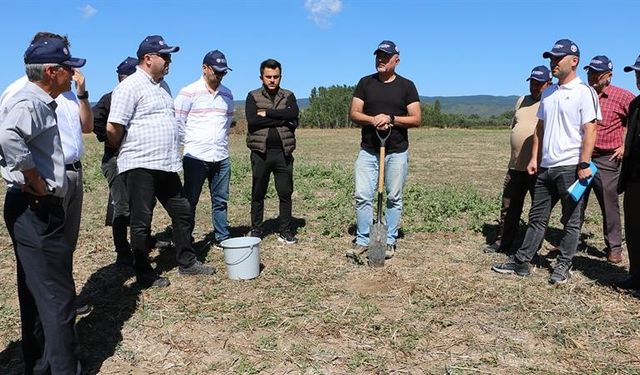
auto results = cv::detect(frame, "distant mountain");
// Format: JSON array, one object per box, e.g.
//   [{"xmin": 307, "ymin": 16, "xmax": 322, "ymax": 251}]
[{"xmin": 234, "ymin": 95, "xmax": 519, "ymax": 118}]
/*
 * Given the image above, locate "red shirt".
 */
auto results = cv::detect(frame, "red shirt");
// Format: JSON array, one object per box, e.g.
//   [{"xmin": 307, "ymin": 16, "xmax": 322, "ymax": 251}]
[{"xmin": 595, "ymin": 84, "xmax": 635, "ymax": 152}]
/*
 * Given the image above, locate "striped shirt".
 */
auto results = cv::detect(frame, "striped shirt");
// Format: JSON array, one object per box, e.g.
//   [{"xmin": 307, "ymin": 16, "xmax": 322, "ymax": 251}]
[
  {"xmin": 174, "ymin": 77, "xmax": 234, "ymax": 162},
  {"xmin": 108, "ymin": 67, "xmax": 181, "ymax": 174},
  {"xmin": 594, "ymin": 84, "xmax": 635, "ymax": 152}
]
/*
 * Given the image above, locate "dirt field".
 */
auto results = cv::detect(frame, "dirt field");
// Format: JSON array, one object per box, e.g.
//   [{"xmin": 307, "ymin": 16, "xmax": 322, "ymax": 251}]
[{"xmin": 0, "ymin": 128, "xmax": 639, "ymax": 374}]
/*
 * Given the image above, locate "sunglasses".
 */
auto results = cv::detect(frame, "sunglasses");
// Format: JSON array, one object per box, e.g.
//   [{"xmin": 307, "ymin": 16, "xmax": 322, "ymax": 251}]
[
  {"xmin": 149, "ymin": 53, "xmax": 171, "ymax": 61},
  {"xmin": 209, "ymin": 67, "xmax": 227, "ymax": 77}
]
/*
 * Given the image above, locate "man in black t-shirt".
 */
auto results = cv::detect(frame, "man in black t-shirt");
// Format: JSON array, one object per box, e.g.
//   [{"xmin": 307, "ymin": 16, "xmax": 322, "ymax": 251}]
[{"xmin": 348, "ymin": 40, "xmax": 421, "ymax": 260}]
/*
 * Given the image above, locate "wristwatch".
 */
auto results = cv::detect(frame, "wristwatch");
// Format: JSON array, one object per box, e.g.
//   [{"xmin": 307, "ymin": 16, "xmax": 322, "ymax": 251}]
[
  {"xmin": 578, "ymin": 161, "xmax": 590, "ymax": 170},
  {"xmin": 77, "ymin": 91, "xmax": 89, "ymax": 100}
]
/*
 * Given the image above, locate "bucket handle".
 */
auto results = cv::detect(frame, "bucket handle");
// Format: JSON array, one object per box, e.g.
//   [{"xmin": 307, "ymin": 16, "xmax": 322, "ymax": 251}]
[{"xmin": 225, "ymin": 245, "xmax": 256, "ymax": 266}]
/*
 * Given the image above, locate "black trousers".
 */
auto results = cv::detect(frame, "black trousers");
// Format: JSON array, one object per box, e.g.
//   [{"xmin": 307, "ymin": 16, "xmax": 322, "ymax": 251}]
[
  {"xmin": 624, "ymin": 181, "xmax": 640, "ymax": 278},
  {"xmin": 3, "ymin": 190, "xmax": 81, "ymax": 374},
  {"xmin": 250, "ymin": 149, "xmax": 294, "ymax": 233},
  {"xmin": 497, "ymin": 169, "xmax": 536, "ymax": 252},
  {"xmin": 124, "ymin": 168, "xmax": 196, "ymax": 276}
]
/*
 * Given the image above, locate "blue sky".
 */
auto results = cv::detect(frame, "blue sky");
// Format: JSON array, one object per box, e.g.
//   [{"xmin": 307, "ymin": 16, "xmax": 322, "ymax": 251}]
[{"xmin": 2, "ymin": 0, "xmax": 640, "ymax": 101}]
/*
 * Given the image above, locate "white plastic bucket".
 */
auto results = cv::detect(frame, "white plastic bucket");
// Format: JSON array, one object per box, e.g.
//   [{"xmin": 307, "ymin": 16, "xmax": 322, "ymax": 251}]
[{"xmin": 220, "ymin": 237, "xmax": 261, "ymax": 280}]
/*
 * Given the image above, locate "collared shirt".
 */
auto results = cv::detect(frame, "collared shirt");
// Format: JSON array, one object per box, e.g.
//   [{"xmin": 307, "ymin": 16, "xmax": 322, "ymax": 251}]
[
  {"xmin": 108, "ymin": 67, "xmax": 181, "ymax": 174},
  {"xmin": 595, "ymin": 84, "xmax": 635, "ymax": 152},
  {"xmin": 0, "ymin": 75, "xmax": 84, "ymax": 164},
  {"xmin": 509, "ymin": 95, "xmax": 540, "ymax": 171},
  {"xmin": 174, "ymin": 77, "xmax": 234, "ymax": 162},
  {"xmin": 0, "ymin": 82, "xmax": 67, "ymax": 197},
  {"xmin": 537, "ymin": 76, "xmax": 602, "ymax": 168}
]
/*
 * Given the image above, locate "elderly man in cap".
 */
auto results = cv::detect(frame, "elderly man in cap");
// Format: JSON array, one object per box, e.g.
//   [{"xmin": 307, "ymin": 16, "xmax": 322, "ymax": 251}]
[
  {"xmin": 484, "ymin": 66, "xmax": 552, "ymax": 254},
  {"xmin": 0, "ymin": 37, "xmax": 84, "ymax": 374},
  {"xmin": 347, "ymin": 40, "xmax": 421, "ymax": 260},
  {"xmin": 107, "ymin": 35, "xmax": 215, "ymax": 288},
  {"xmin": 493, "ymin": 39, "xmax": 600, "ymax": 284},
  {"xmin": 175, "ymin": 50, "xmax": 234, "ymax": 248},
  {"xmin": 581, "ymin": 55, "xmax": 635, "ymax": 263},
  {"xmin": 616, "ymin": 56, "xmax": 640, "ymax": 290}
]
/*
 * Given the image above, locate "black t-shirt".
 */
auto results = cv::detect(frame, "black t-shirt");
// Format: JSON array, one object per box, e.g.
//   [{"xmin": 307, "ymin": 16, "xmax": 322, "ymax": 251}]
[{"xmin": 353, "ymin": 73, "xmax": 420, "ymax": 153}]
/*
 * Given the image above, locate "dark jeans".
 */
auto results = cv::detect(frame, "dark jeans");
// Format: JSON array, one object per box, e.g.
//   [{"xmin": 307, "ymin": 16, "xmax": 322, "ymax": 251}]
[
  {"xmin": 496, "ymin": 169, "xmax": 536, "ymax": 252},
  {"xmin": 3, "ymin": 190, "xmax": 81, "ymax": 374},
  {"xmin": 183, "ymin": 155, "xmax": 231, "ymax": 242},
  {"xmin": 582, "ymin": 153, "xmax": 623, "ymax": 252},
  {"xmin": 124, "ymin": 168, "xmax": 196, "ymax": 276},
  {"xmin": 624, "ymin": 181, "xmax": 640, "ymax": 278},
  {"xmin": 515, "ymin": 165, "xmax": 584, "ymax": 264},
  {"xmin": 102, "ymin": 154, "xmax": 131, "ymax": 255},
  {"xmin": 250, "ymin": 149, "xmax": 294, "ymax": 234}
]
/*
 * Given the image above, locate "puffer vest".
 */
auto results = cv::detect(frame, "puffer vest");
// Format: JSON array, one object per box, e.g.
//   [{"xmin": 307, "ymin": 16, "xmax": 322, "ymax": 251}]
[{"xmin": 246, "ymin": 87, "xmax": 296, "ymax": 155}]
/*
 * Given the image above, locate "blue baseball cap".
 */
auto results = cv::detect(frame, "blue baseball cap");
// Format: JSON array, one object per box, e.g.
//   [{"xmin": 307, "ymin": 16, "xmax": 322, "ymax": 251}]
[
  {"xmin": 203, "ymin": 50, "xmax": 232, "ymax": 72},
  {"xmin": 136, "ymin": 35, "xmax": 179, "ymax": 59},
  {"xmin": 542, "ymin": 39, "xmax": 580, "ymax": 58},
  {"xmin": 24, "ymin": 38, "xmax": 86, "ymax": 67},
  {"xmin": 583, "ymin": 55, "xmax": 612, "ymax": 72},
  {"xmin": 527, "ymin": 65, "xmax": 552, "ymax": 82},
  {"xmin": 373, "ymin": 40, "xmax": 399, "ymax": 55},
  {"xmin": 624, "ymin": 55, "xmax": 640, "ymax": 72},
  {"xmin": 116, "ymin": 57, "xmax": 138, "ymax": 76}
]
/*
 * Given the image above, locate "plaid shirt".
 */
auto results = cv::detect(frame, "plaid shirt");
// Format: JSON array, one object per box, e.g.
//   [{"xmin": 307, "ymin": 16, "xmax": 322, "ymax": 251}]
[
  {"xmin": 108, "ymin": 68, "xmax": 181, "ymax": 174},
  {"xmin": 595, "ymin": 84, "xmax": 635, "ymax": 152}
]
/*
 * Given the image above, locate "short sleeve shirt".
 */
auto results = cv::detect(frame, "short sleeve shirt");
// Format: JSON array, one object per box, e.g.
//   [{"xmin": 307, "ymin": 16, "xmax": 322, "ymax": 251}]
[{"xmin": 353, "ymin": 73, "xmax": 420, "ymax": 153}]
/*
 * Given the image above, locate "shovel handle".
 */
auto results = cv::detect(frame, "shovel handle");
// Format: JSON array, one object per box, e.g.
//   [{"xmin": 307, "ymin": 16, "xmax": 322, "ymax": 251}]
[{"xmin": 378, "ymin": 145, "xmax": 386, "ymax": 194}]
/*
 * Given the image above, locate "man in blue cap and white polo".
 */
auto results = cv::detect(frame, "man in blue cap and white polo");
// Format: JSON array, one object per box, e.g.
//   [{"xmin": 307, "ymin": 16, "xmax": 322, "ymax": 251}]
[
  {"xmin": 493, "ymin": 39, "xmax": 601, "ymax": 284},
  {"xmin": 107, "ymin": 35, "xmax": 215, "ymax": 288},
  {"xmin": 484, "ymin": 66, "xmax": 552, "ymax": 254},
  {"xmin": 0, "ymin": 37, "xmax": 85, "ymax": 374}
]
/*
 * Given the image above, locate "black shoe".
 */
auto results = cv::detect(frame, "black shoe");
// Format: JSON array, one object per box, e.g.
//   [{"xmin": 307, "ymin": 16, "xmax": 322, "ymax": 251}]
[
  {"xmin": 137, "ymin": 273, "xmax": 170, "ymax": 288},
  {"xmin": 549, "ymin": 262, "xmax": 571, "ymax": 285},
  {"xmin": 246, "ymin": 228, "xmax": 263, "ymax": 239},
  {"xmin": 178, "ymin": 261, "xmax": 216, "ymax": 276},
  {"xmin": 615, "ymin": 277, "xmax": 640, "ymax": 290},
  {"xmin": 152, "ymin": 238, "xmax": 172, "ymax": 249},
  {"xmin": 75, "ymin": 303, "xmax": 92, "ymax": 316},
  {"xmin": 278, "ymin": 232, "xmax": 298, "ymax": 245},
  {"xmin": 115, "ymin": 252, "xmax": 134, "ymax": 267},
  {"xmin": 492, "ymin": 257, "xmax": 530, "ymax": 276}
]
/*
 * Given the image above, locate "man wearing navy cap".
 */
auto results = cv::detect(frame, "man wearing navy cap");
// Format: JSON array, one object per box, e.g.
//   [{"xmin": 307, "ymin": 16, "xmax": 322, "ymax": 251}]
[
  {"xmin": 0, "ymin": 37, "xmax": 84, "ymax": 374},
  {"xmin": 107, "ymin": 35, "xmax": 215, "ymax": 288},
  {"xmin": 484, "ymin": 66, "xmax": 552, "ymax": 254},
  {"xmin": 493, "ymin": 39, "xmax": 601, "ymax": 284},
  {"xmin": 175, "ymin": 50, "xmax": 234, "ymax": 249},
  {"xmin": 348, "ymin": 40, "xmax": 421, "ymax": 260},
  {"xmin": 581, "ymin": 56, "xmax": 635, "ymax": 263},
  {"xmin": 616, "ymin": 55, "xmax": 640, "ymax": 290}
]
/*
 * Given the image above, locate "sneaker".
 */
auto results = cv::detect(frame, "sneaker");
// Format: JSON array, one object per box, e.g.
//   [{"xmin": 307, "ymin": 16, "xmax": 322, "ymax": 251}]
[
  {"xmin": 246, "ymin": 228, "xmax": 263, "ymax": 239},
  {"xmin": 75, "ymin": 303, "xmax": 92, "ymax": 316},
  {"xmin": 278, "ymin": 232, "xmax": 298, "ymax": 245},
  {"xmin": 607, "ymin": 248, "xmax": 623, "ymax": 264},
  {"xmin": 137, "ymin": 273, "xmax": 171, "ymax": 289},
  {"xmin": 152, "ymin": 237, "xmax": 172, "ymax": 249},
  {"xmin": 211, "ymin": 241, "xmax": 224, "ymax": 251},
  {"xmin": 385, "ymin": 244, "xmax": 396, "ymax": 259},
  {"xmin": 549, "ymin": 262, "xmax": 571, "ymax": 285},
  {"xmin": 346, "ymin": 244, "xmax": 368, "ymax": 258},
  {"xmin": 483, "ymin": 241, "xmax": 501, "ymax": 254},
  {"xmin": 491, "ymin": 257, "xmax": 530, "ymax": 276},
  {"xmin": 178, "ymin": 261, "xmax": 216, "ymax": 276}
]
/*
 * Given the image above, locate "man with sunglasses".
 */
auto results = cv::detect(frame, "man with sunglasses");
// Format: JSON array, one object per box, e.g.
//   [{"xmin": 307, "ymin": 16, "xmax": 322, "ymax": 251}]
[
  {"xmin": 175, "ymin": 50, "xmax": 234, "ymax": 249},
  {"xmin": 581, "ymin": 56, "xmax": 634, "ymax": 264},
  {"xmin": 347, "ymin": 40, "xmax": 421, "ymax": 261},
  {"xmin": 107, "ymin": 35, "xmax": 215, "ymax": 288},
  {"xmin": 0, "ymin": 37, "xmax": 85, "ymax": 374}
]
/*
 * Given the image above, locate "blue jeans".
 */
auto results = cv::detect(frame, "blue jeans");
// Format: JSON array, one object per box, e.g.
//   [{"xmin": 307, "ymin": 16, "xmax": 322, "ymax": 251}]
[
  {"xmin": 354, "ymin": 149, "xmax": 408, "ymax": 246},
  {"xmin": 183, "ymin": 156, "xmax": 231, "ymax": 242}
]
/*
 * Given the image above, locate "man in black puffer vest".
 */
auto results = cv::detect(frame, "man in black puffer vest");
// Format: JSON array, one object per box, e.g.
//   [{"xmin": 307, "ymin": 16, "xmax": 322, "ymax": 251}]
[{"xmin": 245, "ymin": 58, "xmax": 299, "ymax": 244}]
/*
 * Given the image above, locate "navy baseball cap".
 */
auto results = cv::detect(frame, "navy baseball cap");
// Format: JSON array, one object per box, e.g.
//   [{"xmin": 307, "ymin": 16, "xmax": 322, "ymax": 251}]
[
  {"xmin": 624, "ymin": 55, "xmax": 640, "ymax": 72},
  {"xmin": 203, "ymin": 50, "xmax": 232, "ymax": 72},
  {"xmin": 116, "ymin": 57, "xmax": 138, "ymax": 76},
  {"xmin": 373, "ymin": 40, "xmax": 399, "ymax": 55},
  {"xmin": 526, "ymin": 65, "xmax": 552, "ymax": 82},
  {"xmin": 583, "ymin": 55, "xmax": 612, "ymax": 72},
  {"xmin": 136, "ymin": 35, "xmax": 179, "ymax": 59},
  {"xmin": 542, "ymin": 39, "xmax": 580, "ymax": 58},
  {"xmin": 24, "ymin": 38, "xmax": 86, "ymax": 67}
]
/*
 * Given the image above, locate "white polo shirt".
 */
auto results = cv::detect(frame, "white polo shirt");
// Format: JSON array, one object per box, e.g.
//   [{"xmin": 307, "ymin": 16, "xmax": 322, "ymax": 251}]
[{"xmin": 537, "ymin": 76, "xmax": 601, "ymax": 168}]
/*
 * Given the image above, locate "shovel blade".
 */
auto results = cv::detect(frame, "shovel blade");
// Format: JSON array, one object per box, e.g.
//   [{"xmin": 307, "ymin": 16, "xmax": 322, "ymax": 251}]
[{"xmin": 368, "ymin": 222, "xmax": 387, "ymax": 267}]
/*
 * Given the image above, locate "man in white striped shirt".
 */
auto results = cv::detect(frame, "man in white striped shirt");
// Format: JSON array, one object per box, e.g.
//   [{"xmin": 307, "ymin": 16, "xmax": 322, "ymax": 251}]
[
  {"xmin": 106, "ymin": 35, "xmax": 215, "ymax": 288},
  {"xmin": 175, "ymin": 50, "xmax": 234, "ymax": 248}
]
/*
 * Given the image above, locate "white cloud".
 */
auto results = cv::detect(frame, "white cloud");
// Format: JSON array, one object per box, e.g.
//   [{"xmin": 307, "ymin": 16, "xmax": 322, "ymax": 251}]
[
  {"xmin": 80, "ymin": 4, "xmax": 97, "ymax": 20},
  {"xmin": 304, "ymin": 0, "xmax": 343, "ymax": 28}
]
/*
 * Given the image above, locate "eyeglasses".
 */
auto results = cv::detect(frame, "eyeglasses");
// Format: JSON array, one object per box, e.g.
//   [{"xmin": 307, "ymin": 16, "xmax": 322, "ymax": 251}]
[{"xmin": 53, "ymin": 65, "xmax": 73, "ymax": 73}]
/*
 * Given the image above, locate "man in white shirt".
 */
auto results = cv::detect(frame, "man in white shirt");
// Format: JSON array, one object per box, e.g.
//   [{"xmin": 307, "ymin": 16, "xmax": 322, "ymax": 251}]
[
  {"xmin": 493, "ymin": 39, "xmax": 600, "ymax": 284},
  {"xmin": 0, "ymin": 32, "xmax": 93, "ymax": 251},
  {"xmin": 175, "ymin": 50, "xmax": 234, "ymax": 248}
]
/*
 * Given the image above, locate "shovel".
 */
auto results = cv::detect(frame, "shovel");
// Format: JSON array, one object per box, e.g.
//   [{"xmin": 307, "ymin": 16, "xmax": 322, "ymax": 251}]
[{"xmin": 368, "ymin": 129, "xmax": 391, "ymax": 267}]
